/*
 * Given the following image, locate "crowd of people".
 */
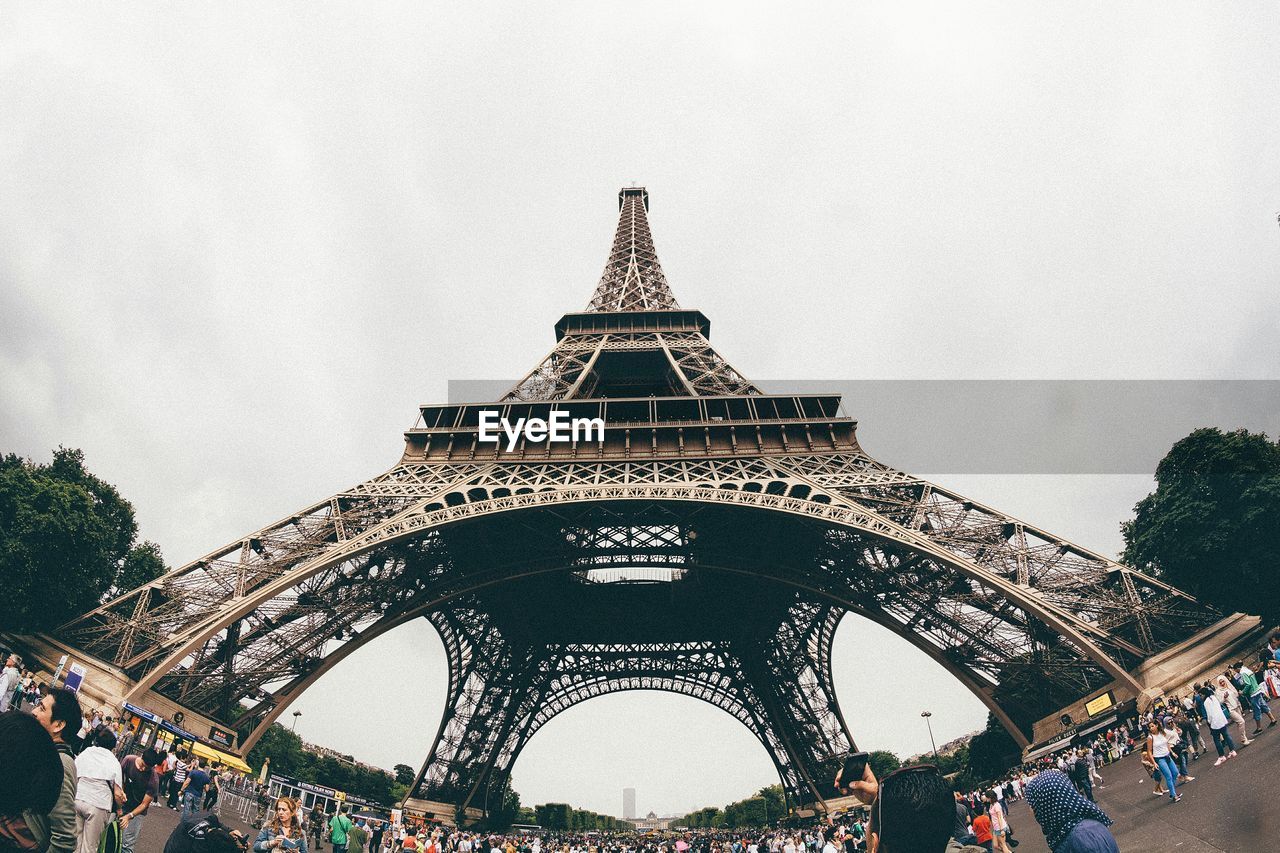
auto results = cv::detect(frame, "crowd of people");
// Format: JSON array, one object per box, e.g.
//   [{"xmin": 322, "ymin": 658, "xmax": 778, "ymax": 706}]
[
  {"xmin": 4, "ymin": 633, "xmax": 1279, "ymax": 853},
  {"xmin": 0, "ymin": 675, "xmax": 239, "ymax": 853}
]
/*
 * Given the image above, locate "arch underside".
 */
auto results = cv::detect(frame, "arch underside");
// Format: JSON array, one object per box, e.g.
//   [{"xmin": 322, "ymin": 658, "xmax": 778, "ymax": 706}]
[
  {"xmin": 55, "ymin": 454, "xmax": 1220, "ymax": 808},
  {"xmin": 411, "ymin": 593, "xmax": 850, "ymax": 809}
]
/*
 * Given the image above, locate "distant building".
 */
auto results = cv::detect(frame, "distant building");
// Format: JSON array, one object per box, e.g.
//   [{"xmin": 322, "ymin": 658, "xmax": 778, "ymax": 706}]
[
  {"xmin": 626, "ymin": 811, "xmax": 679, "ymax": 831},
  {"xmin": 623, "ymin": 788, "xmax": 636, "ymax": 820}
]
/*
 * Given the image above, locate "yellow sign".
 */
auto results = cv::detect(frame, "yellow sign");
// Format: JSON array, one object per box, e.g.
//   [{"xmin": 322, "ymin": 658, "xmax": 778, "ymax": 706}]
[{"xmin": 1084, "ymin": 692, "xmax": 1114, "ymax": 717}]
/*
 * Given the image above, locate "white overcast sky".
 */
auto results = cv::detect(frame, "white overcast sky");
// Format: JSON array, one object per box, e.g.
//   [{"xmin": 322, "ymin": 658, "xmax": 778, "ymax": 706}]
[{"xmin": 3, "ymin": 2, "xmax": 1279, "ymax": 818}]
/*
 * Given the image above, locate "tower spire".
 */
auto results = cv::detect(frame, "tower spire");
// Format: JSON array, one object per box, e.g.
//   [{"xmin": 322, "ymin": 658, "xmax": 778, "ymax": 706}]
[{"xmin": 586, "ymin": 187, "xmax": 681, "ymax": 312}]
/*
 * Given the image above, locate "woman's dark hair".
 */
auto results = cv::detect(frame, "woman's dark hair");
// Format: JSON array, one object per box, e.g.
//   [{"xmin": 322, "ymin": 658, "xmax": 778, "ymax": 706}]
[
  {"xmin": 94, "ymin": 727, "xmax": 118, "ymax": 751},
  {"xmin": 48, "ymin": 688, "xmax": 84, "ymax": 747},
  {"xmin": 0, "ymin": 711, "xmax": 63, "ymax": 817}
]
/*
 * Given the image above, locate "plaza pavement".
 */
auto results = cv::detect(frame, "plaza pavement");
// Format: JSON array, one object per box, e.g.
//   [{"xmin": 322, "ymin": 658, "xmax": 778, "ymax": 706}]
[
  {"xmin": 1001, "ymin": 723, "xmax": 1279, "ymax": 852},
  {"xmin": 127, "ymin": 726, "xmax": 1280, "ymax": 853}
]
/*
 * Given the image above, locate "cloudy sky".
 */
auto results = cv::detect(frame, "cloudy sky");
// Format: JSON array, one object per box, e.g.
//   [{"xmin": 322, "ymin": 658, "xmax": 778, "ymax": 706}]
[{"xmin": 3, "ymin": 2, "xmax": 1279, "ymax": 818}]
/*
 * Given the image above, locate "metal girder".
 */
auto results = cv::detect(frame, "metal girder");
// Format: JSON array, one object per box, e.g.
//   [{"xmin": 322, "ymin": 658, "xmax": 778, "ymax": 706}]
[{"xmin": 41, "ymin": 187, "xmax": 1226, "ymax": 818}]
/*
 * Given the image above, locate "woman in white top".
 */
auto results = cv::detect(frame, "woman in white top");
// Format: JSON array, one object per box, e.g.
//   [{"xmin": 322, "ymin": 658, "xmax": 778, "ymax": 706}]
[
  {"xmin": 1144, "ymin": 721, "xmax": 1181, "ymax": 802},
  {"xmin": 74, "ymin": 728, "xmax": 125, "ymax": 853},
  {"xmin": 1199, "ymin": 685, "xmax": 1238, "ymax": 765}
]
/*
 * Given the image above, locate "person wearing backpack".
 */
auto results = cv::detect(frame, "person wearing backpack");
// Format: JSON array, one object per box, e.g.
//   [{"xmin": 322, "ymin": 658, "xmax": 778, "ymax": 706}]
[
  {"xmin": 33, "ymin": 688, "xmax": 83, "ymax": 853},
  {"xmin": 74, "ymin": 728, "xmax": 126, "ymax": 853},
  {"xmin": 329, "ymin": 807, "xmax": 354, "ymax": 853}
]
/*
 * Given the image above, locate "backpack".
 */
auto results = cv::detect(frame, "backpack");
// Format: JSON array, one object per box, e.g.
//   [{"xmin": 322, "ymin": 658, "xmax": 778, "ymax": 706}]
[{"xmin": 98, "ymin": 818, "xmax": 123, "ymax": 853}]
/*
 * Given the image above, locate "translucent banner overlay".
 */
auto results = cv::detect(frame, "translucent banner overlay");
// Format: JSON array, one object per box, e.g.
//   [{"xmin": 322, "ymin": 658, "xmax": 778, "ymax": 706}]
[{"xmin": 443, "ymin": 380, "xmax": 1280, "ymax": 475}]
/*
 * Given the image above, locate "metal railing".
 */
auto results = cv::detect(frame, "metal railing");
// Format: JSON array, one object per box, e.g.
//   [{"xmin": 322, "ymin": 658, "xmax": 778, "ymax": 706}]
[{"xmin": 217, "ymin": 784, "xmax": 272, "ymax": 829}]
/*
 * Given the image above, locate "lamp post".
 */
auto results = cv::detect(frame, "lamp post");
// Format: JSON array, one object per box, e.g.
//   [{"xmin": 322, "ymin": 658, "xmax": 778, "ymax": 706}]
[
  {"xmin": 291, "ymin": 710, "xmax": 302, "ymax": 732},
  {"xmin": 921, "ymin": 711, "xmax": 939, "ymax": 761}
]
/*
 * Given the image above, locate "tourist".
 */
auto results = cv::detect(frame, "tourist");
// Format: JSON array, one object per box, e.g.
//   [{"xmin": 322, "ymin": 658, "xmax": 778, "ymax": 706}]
[
  {"xmin": 951, "ymin": 792, "xmax": 974, "ymax": 846},
  {"xmin": 74, "ymin": 727, "xmax": 126, "ymax": 853},
  {"xmin": 1229, "ymin": 662, "xmax": 1277, "ymax": 735},
  {"xmin": 1173, "ymin": 709, "xmax": 1205, "ymax": 760},
  {"xmin": 349, "ymin": 821, "xmax": 369, "ymax": 853},
  {"xmin": 255, "ymin": 797, "xmax": 308, "ymax": 853},
  {"xmin": 169, "ymin": 750, "xmax": 192, "ymax": 809},
  {"xmin": 1023, "ymin": 770, "xmax": 1117, "ymax": 853},
  {"xmin": 119, "ymin": 747, "xmax": 165, "ymax": 853},
  {"xmin": 982, "ymin": 791, "xmax": 1009, "ymax": 853},
  {"xmin": 330, "ymin": 806, "xmax": 354, "ymax": 853},
  {"xmin": 1065, "ymin": 750, "xmax": 1093, "ymax": 802},
  {"xmin": 1198, "ymin": 685, "xmax": 1237, "ymax": 765},
  {"xmin": 1160, "ymin": 718, "xmax": 1193, "ymax": 784},
  {"xmin": 0, "ymin": 655, "xmax": 22, "ymax": 714},
  {"xmin": 0, "ymin": 710, "xmax": 65, "ymax": 852},
  {"xmin": 1213, "ymin": 676, "xmax": 1251, "ymax": 747},
  {"xmin": 179, "ymin": 758, "xmax": 212, "ymax": 818},
  {"xmin": 202, "ymin": 765, "xmax": 223, "ymax": 812},
  {"xmin": 970, "ymin": 809, "xmax": 992, "ymax": 852},
  {"xmin": 858, "ymin": 764, "xmax": 985, "ymax": 853},
  {"xmin": 309, "ymin": 805, "xmax": 327, "ymax": 852},
  {"xmin": 163, "ymin": 811, "xmax": 247, "ymax": 853},
  {"xmin": 32, "ymin": 688, "xmax": 81, "ymax": 853},
  {"xmin": 1143, "ymin": 720, "xmax": 1181, "ymax": 803}
]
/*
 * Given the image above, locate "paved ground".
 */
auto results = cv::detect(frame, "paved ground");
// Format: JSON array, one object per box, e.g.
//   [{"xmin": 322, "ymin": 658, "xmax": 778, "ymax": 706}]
[
  {"xmin": 129, "ymin": 799, "xmax": 259, "ymax": 853},
  {"xmin": 1002, "ymin": 723, "xmax": 1279, "ymax": 852},
  {"xmin": 128, "ymin": 726, "xmax": 1280, "ymax": 853}
]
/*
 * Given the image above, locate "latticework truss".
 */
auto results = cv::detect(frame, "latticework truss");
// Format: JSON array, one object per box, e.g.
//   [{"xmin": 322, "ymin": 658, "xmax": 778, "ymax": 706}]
[
  {"xmin": 586, "ymin": 188, "xmax": 679, "ymax": 312},
  {"xmin": 47, "ymin": 187, "xmax": 1224, "ymax": 816}
]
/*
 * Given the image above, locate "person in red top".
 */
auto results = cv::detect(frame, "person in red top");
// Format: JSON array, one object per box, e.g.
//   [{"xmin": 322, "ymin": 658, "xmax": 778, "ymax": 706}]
[{"xmin": 971, "ymin": 813, "xmax": 993, "ymax": 851}]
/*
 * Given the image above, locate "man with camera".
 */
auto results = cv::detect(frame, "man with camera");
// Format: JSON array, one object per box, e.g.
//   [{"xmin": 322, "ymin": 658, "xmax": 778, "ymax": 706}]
[{"xmin": 835, "ymin": 756, "xmax": 986, "ymax": 853}]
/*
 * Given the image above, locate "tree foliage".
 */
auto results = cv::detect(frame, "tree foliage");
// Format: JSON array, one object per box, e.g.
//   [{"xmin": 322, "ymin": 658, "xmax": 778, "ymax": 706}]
[
  {"xmin": 246, "ymin": 722, "xmax": 403, "ymax": 807},
  {"xmin": 867, "ymin": 750, "xmax": 900, "ymax": 779},
  {"xmin": 964, "ymin": 714, "xmax": 1020, "ymax": 784},
  {"xmin": 1122, "ymin": 427, "xmax": 1280, "ymax": 626},
  {"xmin": 393, "ymin": 764, "xmax": 416, "ymax": 786},
  {"xmin": 0, "ymin": 448, "xmax": 167, "ymax": 631},
  {"xmin": 530, "ymin": 802, "xmax": 626, "ymax": 831},
  {"xmin": 683, "ymin": 784, "xmax": 785, "ymax": 829}
]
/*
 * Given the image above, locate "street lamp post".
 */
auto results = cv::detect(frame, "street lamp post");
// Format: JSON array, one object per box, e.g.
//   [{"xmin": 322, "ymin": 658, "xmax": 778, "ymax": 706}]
[
  {"xmin": 292, "ymin": 710, "xmax": 302, "ymax": 732},
  {"xmin": 921, "ymin": 711, "xmax": 939, "ymax": 761}
]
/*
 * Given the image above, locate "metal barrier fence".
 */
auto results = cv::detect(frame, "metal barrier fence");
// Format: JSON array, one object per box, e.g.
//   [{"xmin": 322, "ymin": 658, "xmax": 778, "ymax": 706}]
[{"xmin": 217, "ymin": 785, "xmax": 271, "ymax": 830}]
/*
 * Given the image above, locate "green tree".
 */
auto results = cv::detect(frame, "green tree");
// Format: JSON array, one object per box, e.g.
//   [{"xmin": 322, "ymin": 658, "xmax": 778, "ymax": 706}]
[
  {"xmin": 393, "ymin": 764, "xmax": 416, "ymax": 786},
  {"xmin": 0, "ymin": 448, "xmax": 167, "ymax": 631},
  {"xmin": 535, "ymin": 803, "xmax": 571, "ymax": 830},
  {"xmin": 965, "ymin": 714, "xmax": 1020, "ymax": 783},
  {"xmin": 868, "ymin": 750, "xmax": 901, "ymax": 779},
  {"xmin": 1122, "ymin": 427, "xmax": 1280, "ymax": 626},
  {"xmin": 757, "ymin": 785, "xmax": 784, "ymax": 823},
  {"xmin": 247, "ymin": 722, "xmax": 306, "ymax": 777}
]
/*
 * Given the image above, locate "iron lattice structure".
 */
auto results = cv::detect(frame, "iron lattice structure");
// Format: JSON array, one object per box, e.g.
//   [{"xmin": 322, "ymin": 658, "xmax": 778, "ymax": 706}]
[{"xmin": 57, "ymin": 188, "xmax": 1219, "ymax": 812}]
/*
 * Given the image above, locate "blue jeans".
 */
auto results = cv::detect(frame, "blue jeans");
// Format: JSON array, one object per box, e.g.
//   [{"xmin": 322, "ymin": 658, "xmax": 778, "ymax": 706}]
[
  {"xmin": 1248, "ymin": 692, "xmax": 1271, "ymax": 721},
  {"xmin": 121, "ymin": 814, "xmax": 145, "ymax": 853},
  {"xmin": 1154, "ymin": 755, "xmax": 1179, "ymax": 800},
  {"xmin": 181, "ymin": 790, "xmax": 202, "ymax": 818},
  {"xmin": 1209, "ymin": 725, "xmax": 1235, "ymax": 756}
]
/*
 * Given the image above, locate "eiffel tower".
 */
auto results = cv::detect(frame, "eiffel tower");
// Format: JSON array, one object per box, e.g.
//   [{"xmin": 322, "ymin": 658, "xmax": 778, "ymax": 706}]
[{"xmin": 31, "ymin": 187, "xmax": 1251, "ymax": 821}]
